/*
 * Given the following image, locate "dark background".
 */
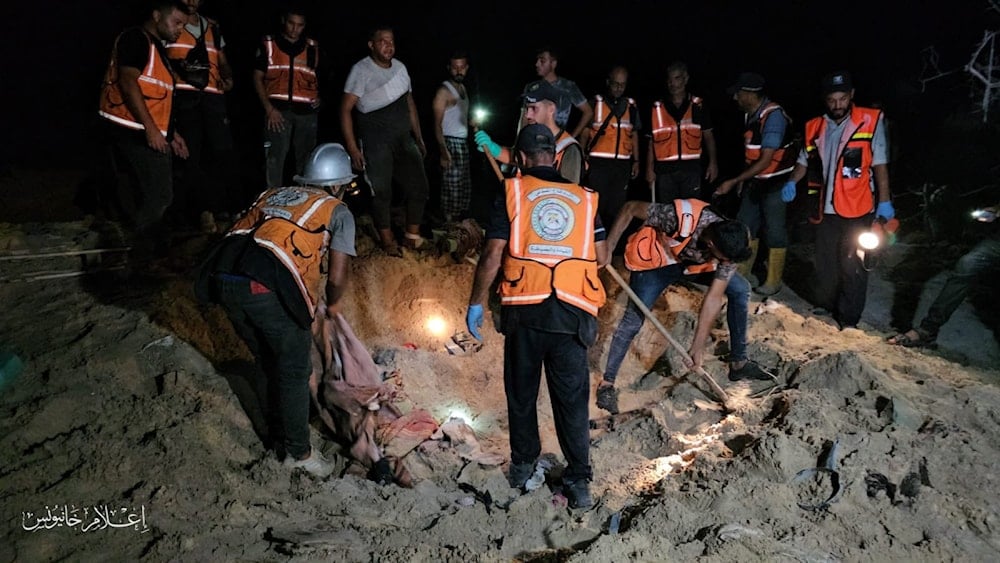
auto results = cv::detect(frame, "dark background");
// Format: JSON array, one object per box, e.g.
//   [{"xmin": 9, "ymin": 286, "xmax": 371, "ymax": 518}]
[{"xmin": 2, "ymin": 0, "xmax": 997, "ymax": 223}]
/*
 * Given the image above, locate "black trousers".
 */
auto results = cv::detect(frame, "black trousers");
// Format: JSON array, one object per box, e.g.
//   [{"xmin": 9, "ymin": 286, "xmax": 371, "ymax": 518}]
[
  {"xmin": 503, "ymin": 326, "xmax": 592, "ymax": 482},
  {"xmin": 814, "ymin": 213, "xmax": 873, "ymax": 326}
]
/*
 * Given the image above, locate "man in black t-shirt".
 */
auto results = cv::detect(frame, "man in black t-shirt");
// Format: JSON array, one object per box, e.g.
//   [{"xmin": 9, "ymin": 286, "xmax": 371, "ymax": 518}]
[{"xmin": 97, "ymin": 0, "xmax": 189, "ymax": 254}]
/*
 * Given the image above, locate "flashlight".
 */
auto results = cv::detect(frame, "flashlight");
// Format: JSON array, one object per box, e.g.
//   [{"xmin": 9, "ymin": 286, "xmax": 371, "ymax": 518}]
[
  {"xmin": 472, "ymin": 107, "xmax": 488, "ymax": 127},
  {"xmin": 857, "ymin": 230, "xmax": 881, "ymax": 250},
  {"xmin": 971, "ymin": 208, "xmax": 998, "ymax": 223},
  {"xmin": 857, "ymin": 217, "xmax": 899, "ymax": 270}
]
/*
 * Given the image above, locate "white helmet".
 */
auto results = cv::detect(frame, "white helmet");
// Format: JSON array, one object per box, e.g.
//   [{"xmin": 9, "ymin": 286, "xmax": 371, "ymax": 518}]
[{"xmin": 294, "ymin": 143, "xmax": 357, "ymax": 186}]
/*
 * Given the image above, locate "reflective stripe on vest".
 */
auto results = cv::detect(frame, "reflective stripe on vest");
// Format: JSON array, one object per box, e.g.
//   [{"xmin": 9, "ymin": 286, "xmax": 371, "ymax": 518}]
[
  {"xmin": 98, "ymin": 31, "xmax": 174, "ymax": 136},
  {"xmin": 651, "ymin": 97, "xmax": 703, "ymax": 161},
  {"xmin": 588, "ymin": 95, "xmax": 635, "ymax": 159},
  {"xmin": 501, "ymin": 176, "xmax": 605, "ymax": 316},
  {"xmin": 263, "ymin": 36, "xmax": 319, "ymax": 104},
  {"xmin": 228, "ymin": 186, "xmax": 341, "ymax": 316},
  {"xmin": 744, "ymin": 102, "xmax": 794, "ymax": 179}
]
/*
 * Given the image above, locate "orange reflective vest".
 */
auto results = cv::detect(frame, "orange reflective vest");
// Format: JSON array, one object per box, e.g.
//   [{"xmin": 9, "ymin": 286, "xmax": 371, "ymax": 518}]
[
  {"xmin": 262, "ymin": 36, "xmax": 319, "ymax": 104},
  {"xmin": 744, "ymin": 102, "xmax": 795, "ymax": 179},
  {"xmin": 651, "ymin": 96, "xmax": 704, "ymax": 162},
  {"xmin": 165, "ymin": 18, "xmax": 224, "ymax": 94},
  {"xmin": 228, "ymin": 187, "xmax": 341, "ymax": 317},
  {"xmin": 588, "ymin": 95, "xmax": 636, "ymax": 159},
  {"xmin": 498, "ymin": 129, "xmax": 586, "ymax": 180},
  {"xmin": 624, "ymin": 199, "xmax": 716, "ymax": 275},
  {"xmin": 804, "ymin": 107, "xmax": 882, "ymax": 219},
  {"xmin": 499, "ymin": 175, "xmax": 606, "ymax": 316},
  {"xmin": 98, "ymin": 29, "xmax": 175, "ymax": 137}
]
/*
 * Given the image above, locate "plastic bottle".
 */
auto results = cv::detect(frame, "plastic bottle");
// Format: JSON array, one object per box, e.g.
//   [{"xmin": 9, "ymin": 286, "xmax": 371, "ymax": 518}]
[{"xmin": 0, "ymin": 351, "xmax": 24, "ymax": 393}]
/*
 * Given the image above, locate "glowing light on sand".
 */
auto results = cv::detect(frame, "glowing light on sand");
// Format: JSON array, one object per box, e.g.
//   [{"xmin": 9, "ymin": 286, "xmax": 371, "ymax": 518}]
[
  {"xmin": 448, "ymin": 407, "xmax": 472, "ymax": 426},
  {"xmin": 633, "ymin": 421, "xmax": 728, "ymax": 491},
  {"xmin": 426, "ymin": 315, "xmax": 448, "ymax": 336}
]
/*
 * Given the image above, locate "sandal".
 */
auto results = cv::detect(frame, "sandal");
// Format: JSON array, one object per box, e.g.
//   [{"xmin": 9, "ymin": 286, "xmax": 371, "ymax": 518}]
[{"xmin": 887, "ymin": 328, "xmax": 935, "ymax": 348}]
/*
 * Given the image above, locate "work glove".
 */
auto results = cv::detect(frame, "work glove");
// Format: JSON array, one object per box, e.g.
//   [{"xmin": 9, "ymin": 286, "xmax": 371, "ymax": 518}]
[
  {"xmin": 466, "ymin": 304, "xmax": 484, "ymax": 340},
  {"xmin": 781, "ymin": 180, "xmax": 797, "ymax": 203},
  {"xmin": 474, "ymin": 130, "xmax": 501, "ymax": 158},
  {"xmin": 876, "ymin": 201, "xmax": 895, "ymax": 221}
]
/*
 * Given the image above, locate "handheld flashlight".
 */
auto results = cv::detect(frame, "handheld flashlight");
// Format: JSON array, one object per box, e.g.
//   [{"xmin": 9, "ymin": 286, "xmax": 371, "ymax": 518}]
[
  {"xmin": 472, "ymin": 107, "xmax": 488, "ymax": 127},
  {"xmin": 971, "ymin": 209, "xmax": 997, "ymax": 223}
]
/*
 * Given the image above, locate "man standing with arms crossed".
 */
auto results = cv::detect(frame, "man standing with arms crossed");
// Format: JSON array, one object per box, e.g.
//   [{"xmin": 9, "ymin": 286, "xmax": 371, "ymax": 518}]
[
  {"xmin": 342, "ymin": 26, "xmax": 430, "ymax": 256},
  {"xmin": 521, "ymin": 48, "xmax": 593, "ymax": 139},
  {"xmin": 432, "ymin": 51, "xmax": 472, "ymax": 223}
]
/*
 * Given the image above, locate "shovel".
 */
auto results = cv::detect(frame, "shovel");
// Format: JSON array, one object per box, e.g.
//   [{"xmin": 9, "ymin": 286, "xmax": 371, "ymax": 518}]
[{"xmin": 605, "ymin": 265, "xmax": 733, "ymax": 411}]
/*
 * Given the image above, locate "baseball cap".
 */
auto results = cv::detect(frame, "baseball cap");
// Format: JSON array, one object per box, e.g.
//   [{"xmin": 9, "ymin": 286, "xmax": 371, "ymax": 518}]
[
  {"xmin": 726, "ymin": 72, "xmax": 766, "ymax": 96},
  {"xmin": 522, "ymin": 80, "xmax": 561, "ymax": 104},
  {"xmin": 516, "ymin": 123, "xmax": 556, "ymax": 153},
  {"xmin": 822, "ymin": 71, "xmax": 853, "ymax": 95}
]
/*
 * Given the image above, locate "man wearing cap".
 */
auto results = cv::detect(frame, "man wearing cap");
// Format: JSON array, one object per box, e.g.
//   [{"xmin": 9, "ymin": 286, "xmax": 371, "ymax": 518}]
[
  {"xmin": 474, "ymin": 80, "xmax": 585, "ymax": 183},
  {"xmin": 465, "ymin": 124, "xmax": 607, "ymax": 509},
  {"xmin": 715, "ymin": 72, "xmax": 798, "ymax": 296},
  {"xmin": 194, "ymin": 143, "xmax": 358, "ymax": 479},
  {"xmin": 782, "ymin": 71, "xmax": 893, "ymax": 329}
]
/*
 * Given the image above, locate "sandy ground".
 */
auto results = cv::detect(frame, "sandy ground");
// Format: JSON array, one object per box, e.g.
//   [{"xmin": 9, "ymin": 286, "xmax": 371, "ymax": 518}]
[{"xmin": 1, "ymin": 218, "xmax": 999, "ymax": 562}]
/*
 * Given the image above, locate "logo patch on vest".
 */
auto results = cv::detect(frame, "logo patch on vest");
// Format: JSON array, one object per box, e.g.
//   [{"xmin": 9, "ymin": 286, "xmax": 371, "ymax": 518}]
[
  {"xmin": 530, "ymin": 198, "xmax": 575, "ymax": 242},
  {"xmin": 262, "ymin": 188, "xmax": 310, "ymax": 220}
]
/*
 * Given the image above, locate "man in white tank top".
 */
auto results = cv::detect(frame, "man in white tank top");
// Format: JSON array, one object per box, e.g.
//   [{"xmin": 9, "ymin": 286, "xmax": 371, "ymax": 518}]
[{"xmin": 432, "ymin": 52, "xmax": 472, "ymax": 222}]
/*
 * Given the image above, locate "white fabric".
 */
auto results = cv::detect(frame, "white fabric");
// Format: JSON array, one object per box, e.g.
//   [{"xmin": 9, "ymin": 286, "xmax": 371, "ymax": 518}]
[
  {"xmin": 344, "ymin": 57, "xmax": 411, "ymax": 114},
  {"xmin": 440, "ymin": 81, "xmax": 468, "ymax": 138}
]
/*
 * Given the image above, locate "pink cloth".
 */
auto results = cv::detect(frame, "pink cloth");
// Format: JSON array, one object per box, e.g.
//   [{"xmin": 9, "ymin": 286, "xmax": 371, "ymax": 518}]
[{"xmin": 309, "ymin": 311, "xmax": 438, "ymax": 487}]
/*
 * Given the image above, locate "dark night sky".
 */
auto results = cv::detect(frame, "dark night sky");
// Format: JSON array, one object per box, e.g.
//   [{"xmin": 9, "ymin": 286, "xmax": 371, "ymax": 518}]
[{"xmin": 3, "ymin": 0, "xmax": 995, "ymax": 174}]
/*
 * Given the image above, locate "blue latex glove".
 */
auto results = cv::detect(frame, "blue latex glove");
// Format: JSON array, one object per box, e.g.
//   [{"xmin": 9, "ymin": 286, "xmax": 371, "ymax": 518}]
[
  {"xmin": 466, "ymin": 304, "xmax": 484, "ymax": 340},
  {"xmin": 474, "ymin": 130, "xmax": 501, "ymax": 158},
  {"xmin": 876, "ymin": 201, "xmax": 895, "ymax": 221},
  {"xmin": 781, "ymin": 180, "xmax": 797, "ymax": 203}
]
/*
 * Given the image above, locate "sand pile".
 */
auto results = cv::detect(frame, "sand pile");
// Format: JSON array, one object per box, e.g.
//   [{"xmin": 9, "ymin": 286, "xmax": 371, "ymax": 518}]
[{"xmin": 2, "ymin": 223, "xmax": 999, "ymax": 561}]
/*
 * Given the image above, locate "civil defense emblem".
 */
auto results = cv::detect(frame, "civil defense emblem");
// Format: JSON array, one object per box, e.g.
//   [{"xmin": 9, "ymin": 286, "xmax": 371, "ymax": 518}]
[{"xmin": 530, "ymin": 198, "xmax": 574, "ymax": 242}]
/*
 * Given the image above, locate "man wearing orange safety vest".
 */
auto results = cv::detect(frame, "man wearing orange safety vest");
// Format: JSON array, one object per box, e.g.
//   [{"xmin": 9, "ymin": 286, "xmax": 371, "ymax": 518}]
[
  {"xmin": 596, "ymin": 199, "xmax": 763, "ymax": 414},
  {"xmin": 579, "ymin": 66, "xmax": 642, "ymax": 228},
  {"xmin": 97, "ymin": 0, "xmax": 189, "ymax": 254},
  {"xmin": 165, "ymin": 0, "xmax": 237, "ymax": 230},
  {"xmin": 253, "ymin": 7, "xmax": 321, "ymax": 188},
  {"xmin": 714, "ymin": 72, "xmax": 798, "ymax": 296},
  {"xmin": 783, "ymin": 72, "xmax": 893, "ymax": 330},
  {"xmin": 647, "ymin": 62, "xmax": 718, "ymax": 203},
  {"xmin": 195, "ymin": 143, "xmax": 358, "ymax": 479},
  {"xmin": 474, "ymin": 80, "xmax": 585, "ymax": 184},
  {"xmin": 466, "ymin": 124, "xmax": 607, "ymax": 510}
]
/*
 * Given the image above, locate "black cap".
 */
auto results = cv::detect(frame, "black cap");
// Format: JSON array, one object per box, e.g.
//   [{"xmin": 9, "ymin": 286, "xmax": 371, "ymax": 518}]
[
  {"xmin": 822, "ymin": 71, "xmax": 853, "ymax": 95},
  {"xmin": 516, "ymin": 124, "xmax": 556, "ymax": 153},
  {"xmin": 726, "ymin": 72, "xmax": 766, "ymax": 96},
  {"xmin": 522, "ymin": 80, "xmax": 561, "ymax": 104}
]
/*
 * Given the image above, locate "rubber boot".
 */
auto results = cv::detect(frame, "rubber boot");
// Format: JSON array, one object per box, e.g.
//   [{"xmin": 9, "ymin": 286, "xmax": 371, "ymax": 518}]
[
  {"xmin": 737, "ymin": 239, "xmax": 759, "ymax": 281},
  {"xmin": 755, "ymin": 247, "xmax": 786, "ymax": 296}
]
